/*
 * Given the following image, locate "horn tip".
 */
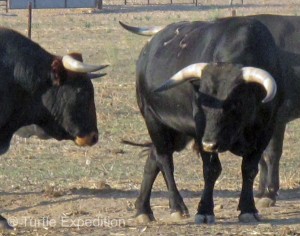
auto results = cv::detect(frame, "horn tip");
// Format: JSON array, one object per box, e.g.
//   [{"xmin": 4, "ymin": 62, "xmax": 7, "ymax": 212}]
[
  {"xmin": 153, "ymin": 87, "xmax": 163, "ymax": 93},
  {"xmin": 153, "ymin": 80, "xmax": 174, "ymax": 93}
]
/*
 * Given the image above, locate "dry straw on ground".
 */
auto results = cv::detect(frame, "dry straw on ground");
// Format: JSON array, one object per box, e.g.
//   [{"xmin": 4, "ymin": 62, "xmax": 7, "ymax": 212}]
[{"xmin": 1, "ymin": 0, "xmax": 300, "ymax": 235}]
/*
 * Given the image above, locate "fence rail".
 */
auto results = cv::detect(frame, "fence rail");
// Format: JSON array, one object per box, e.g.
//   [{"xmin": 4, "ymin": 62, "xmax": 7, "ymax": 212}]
[
  {"xmin": 8, "ymin": 0, "xmax": 101, "ymax": 9},
  {"xmin": 123, "ymin": 0, "xmax": 198, "ymax": 5}
]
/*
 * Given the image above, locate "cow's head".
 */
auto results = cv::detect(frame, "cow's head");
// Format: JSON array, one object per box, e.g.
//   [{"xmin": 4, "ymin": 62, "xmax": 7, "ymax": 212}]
[
  {"xmin": 155, "ymin": 63, "xmax": 277, "ymax": 153},
  {"xmin": 39, "ymin": 53, "xmax": 108, "ymax": 147}
]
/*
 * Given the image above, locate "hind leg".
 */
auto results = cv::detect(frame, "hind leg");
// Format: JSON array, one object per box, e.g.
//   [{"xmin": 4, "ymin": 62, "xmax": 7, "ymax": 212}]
[
  {"xmin": 135, "ymin": 146, "xmax": 160, "ymax": 223},
  {"xmin": 256, "ymin": 123, "xmax": 285, "ymax": 208},
  {"xmin": 135, "ymin": 110, "xmax": 189, "ymax": 223}
]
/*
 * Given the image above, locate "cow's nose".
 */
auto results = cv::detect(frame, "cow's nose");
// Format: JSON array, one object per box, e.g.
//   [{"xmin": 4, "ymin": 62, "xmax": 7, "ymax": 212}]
[
  {"xmin": 75, "ymin": 131, "xmax": 99, "ymax": 147},
  {"xmin": 202, "ymin": 141, "xmax": 217, "ymax": 153}
]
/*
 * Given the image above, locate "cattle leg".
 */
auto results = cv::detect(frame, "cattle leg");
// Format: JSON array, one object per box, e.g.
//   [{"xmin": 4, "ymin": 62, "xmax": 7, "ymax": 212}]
[
  {"xmin": 238, "ymin": 153, "xmax": 261, "ymax": 222},
  {"xmin": 135, "ymin": 145, "xmax": 189, "ymax": 223},
  {"xmin": 0, "ymin": 215, "xmax": 13, "ymax": 230},
  {"xmin": 136, "ymin": 108, "xmax": 190, "ymax": 222},
  {"xmin": 256, "ymin": 123, "xmax": 286, "ymax": 208},
  {"xmin": 195, "ymin": 151, "xmax": 221, "ymax": 224},
  {"xmin": 135, "ymin": 146, "xmax": 160, "ymax": 223},
  {"xmin": 157, "ymin": 151, "xmax": 189, "ymax": 220}
]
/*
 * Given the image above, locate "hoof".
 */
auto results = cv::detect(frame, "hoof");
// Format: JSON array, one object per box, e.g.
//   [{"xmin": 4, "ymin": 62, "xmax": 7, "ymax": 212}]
[
  {"xmin": 239, "ymin": 213, "xmax": 261, "ymax": 223},
  {"xmin": 170, "ymin": 211, "xmax": 190, "ymax": 221},
  {"xmin": 255, "ymin": 197, "xmax": 276, "ymax": 208},
  {"xmin": 0, "ymin": 219, "xmax": 14, "ymax": 231},
  {"xmin": 136, "ymin": 214, "xmax": 155, "ymax": 224},
  {"xmin": 195, "ymin": 214, "xmax": 215, "ymax": 224}
]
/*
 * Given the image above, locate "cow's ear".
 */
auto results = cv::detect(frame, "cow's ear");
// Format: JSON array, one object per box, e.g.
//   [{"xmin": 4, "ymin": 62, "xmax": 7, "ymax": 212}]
[
  {"xmin": 51, "ymin": 58, "xmax": 67, "ymax": 86},
  {"xmin": 190, "ymin": 80, "xmax": 201, "ymax": 91},
  {"xmin": 67, "ymin": 52, "xmax": 83, "ymax": 62}
]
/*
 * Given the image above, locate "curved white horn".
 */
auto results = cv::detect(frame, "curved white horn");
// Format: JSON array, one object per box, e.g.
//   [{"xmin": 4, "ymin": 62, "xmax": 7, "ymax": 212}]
[
  {"xmin": 119, "ymin": 21, "xmax": 164, "ymax": 36},
  {"xmin": 62, "ymin": 55, "xmax": 109, "ymax": 73},
  {"xmin": 242, "ymin": 67, "xmax": 277, "ymax": 103},
  {"xmin": 155, "ymin": 63, "xmax": 208, "ymax": 92}
]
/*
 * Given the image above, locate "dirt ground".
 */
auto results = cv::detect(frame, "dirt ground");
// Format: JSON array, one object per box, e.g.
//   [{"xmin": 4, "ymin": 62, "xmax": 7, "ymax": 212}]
[{"xmin": 1, "ymin": 0, "xmax": 300, "ymax": 235}]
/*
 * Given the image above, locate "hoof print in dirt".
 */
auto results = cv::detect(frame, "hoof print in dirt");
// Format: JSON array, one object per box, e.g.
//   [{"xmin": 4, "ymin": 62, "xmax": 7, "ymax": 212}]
[
  {"xmin": 136, "ymin": 214, "xmax": 155, "ymax": 224},
  {"xmin": 170, "ymin": 211, "xmax": 190, "ymax": 221},
  {"xmin": 238, "ymin": 213, "xmax": 261, "ymax": 223},
  {"xmin": 255, "ymin": 197, "xmax": 276, "ymax": 208},
  {"xmin": 195, "ymin": 214, "xmax": 215, "ymax": 224}
]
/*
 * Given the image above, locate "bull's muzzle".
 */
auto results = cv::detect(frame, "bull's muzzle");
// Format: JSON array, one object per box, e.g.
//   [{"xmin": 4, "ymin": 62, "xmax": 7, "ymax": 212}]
[
  {"xmin": 202, "ymin": 141, "xmax": 217, "ymax": 153},
  {"xmin": 75, "ymin": 131, "xmax": 98, "ymax": 146}
]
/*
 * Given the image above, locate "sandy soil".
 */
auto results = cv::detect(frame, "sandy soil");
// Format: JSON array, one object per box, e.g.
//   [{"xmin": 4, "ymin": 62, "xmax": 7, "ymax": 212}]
[{"xmin": 1, "ymin": 1, "xmax": 300, "ymax": 235}]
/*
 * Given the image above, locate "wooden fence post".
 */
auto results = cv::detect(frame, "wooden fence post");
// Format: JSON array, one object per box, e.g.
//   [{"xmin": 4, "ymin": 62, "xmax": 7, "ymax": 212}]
[
  {"xmin": 231, "ymin": 9, "xmax": 236, "ymax": 16},
  {"xmin": 97, "ymin": 0, "xmax": 102, "ymax": 9},
  {"xmin": 28, "ymin": 2, "xmax": 32, "ymax": 39}
]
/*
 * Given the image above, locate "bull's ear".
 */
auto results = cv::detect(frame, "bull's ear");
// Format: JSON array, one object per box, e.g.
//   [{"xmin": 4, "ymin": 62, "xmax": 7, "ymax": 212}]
[
  {"xmin": 190, "ymin": 80, "xmax": 201, "ymax": 91},
  {"xmin": 67, "ymin": 52, "xmax": 83, "ymax": 62},
  {"xmin": 51, "ymin": 58, "xmax": 67, "ymax": 86}
]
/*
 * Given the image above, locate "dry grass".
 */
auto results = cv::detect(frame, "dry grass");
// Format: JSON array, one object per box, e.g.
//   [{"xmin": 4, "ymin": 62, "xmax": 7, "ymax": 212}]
[{"xmin": 0, "ymin": 1, "xmax": 300, "ymax": 235}]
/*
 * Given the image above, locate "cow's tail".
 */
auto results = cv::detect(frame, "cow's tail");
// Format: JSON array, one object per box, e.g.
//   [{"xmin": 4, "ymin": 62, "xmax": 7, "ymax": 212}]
[
  {"xmin": 121, "ymin": 139, "xmax": 152, "ymax": 147},
  {"xmin": 121, "ymin": 139, "xmax": 152, "ymax": 158},
  {"xmin": 122, "ymin": 139, "xmax": 200, "ymax": 157}
]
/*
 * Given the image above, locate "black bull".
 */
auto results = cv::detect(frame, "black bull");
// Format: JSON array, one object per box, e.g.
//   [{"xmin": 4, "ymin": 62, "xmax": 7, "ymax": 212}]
[
  {"xmin": 120, "ymin": 17, "xmax": 286, "ymax": 224},
  {"xmin": 122, "ymin": 13, "xmax": 300, "ymax": 214},
  {"xmin": 247, "ymin": 15, "xmax": 300, "ymax": 207},
  {"xmin": 0, "ymin": 27, "xmax": 108, "ymax": 228}
]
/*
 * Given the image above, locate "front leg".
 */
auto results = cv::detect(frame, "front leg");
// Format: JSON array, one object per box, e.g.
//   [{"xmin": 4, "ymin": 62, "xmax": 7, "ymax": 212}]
[
  {"xmin": 238, "ymin": 152, "xmax": 261, "ymax": 222},
  {"xmin": 136, "ymin": 109, "xmax": 190, "ymax": 223},
  {"xmin": 195, "ymin": 151, "xmax": 222, "ymax": 224}
]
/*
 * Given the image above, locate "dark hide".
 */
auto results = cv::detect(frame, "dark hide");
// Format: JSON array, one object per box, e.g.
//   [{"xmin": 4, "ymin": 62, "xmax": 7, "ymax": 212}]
[
  {"xmin": 242, "ymin": 15, "xmax": 300, "ymax": 206},
  {"xmin": 0, "ymin": 27, "xmax": 100, "ymax": 226},
  {"xmin": 130, "ymin": 18, "xmax": 285, "ymax": 223},
  {"xmin": 0, "ymin": 27, "xmax": 98, "ymax": 148}
]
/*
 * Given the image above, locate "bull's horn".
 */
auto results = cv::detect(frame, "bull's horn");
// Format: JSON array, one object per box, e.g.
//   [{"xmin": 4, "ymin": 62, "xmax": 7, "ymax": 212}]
[
  {"xmin": 62, "ymin": 55, "xmax": 109, "ymax": 73},
  {"xmin": 242, "ymin": 67, "xmax": 277, "ymax": 103},
  {"xmin": 88, "ymin": 73, "xmax": 107, "ymax": 79},
  {"xmin": 154, "ymin": 63, "xmax": 208, "ymax": 92},
  {"xmin": 119, "ymin": 21, "xmax": 164, "ymax": 36}
]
